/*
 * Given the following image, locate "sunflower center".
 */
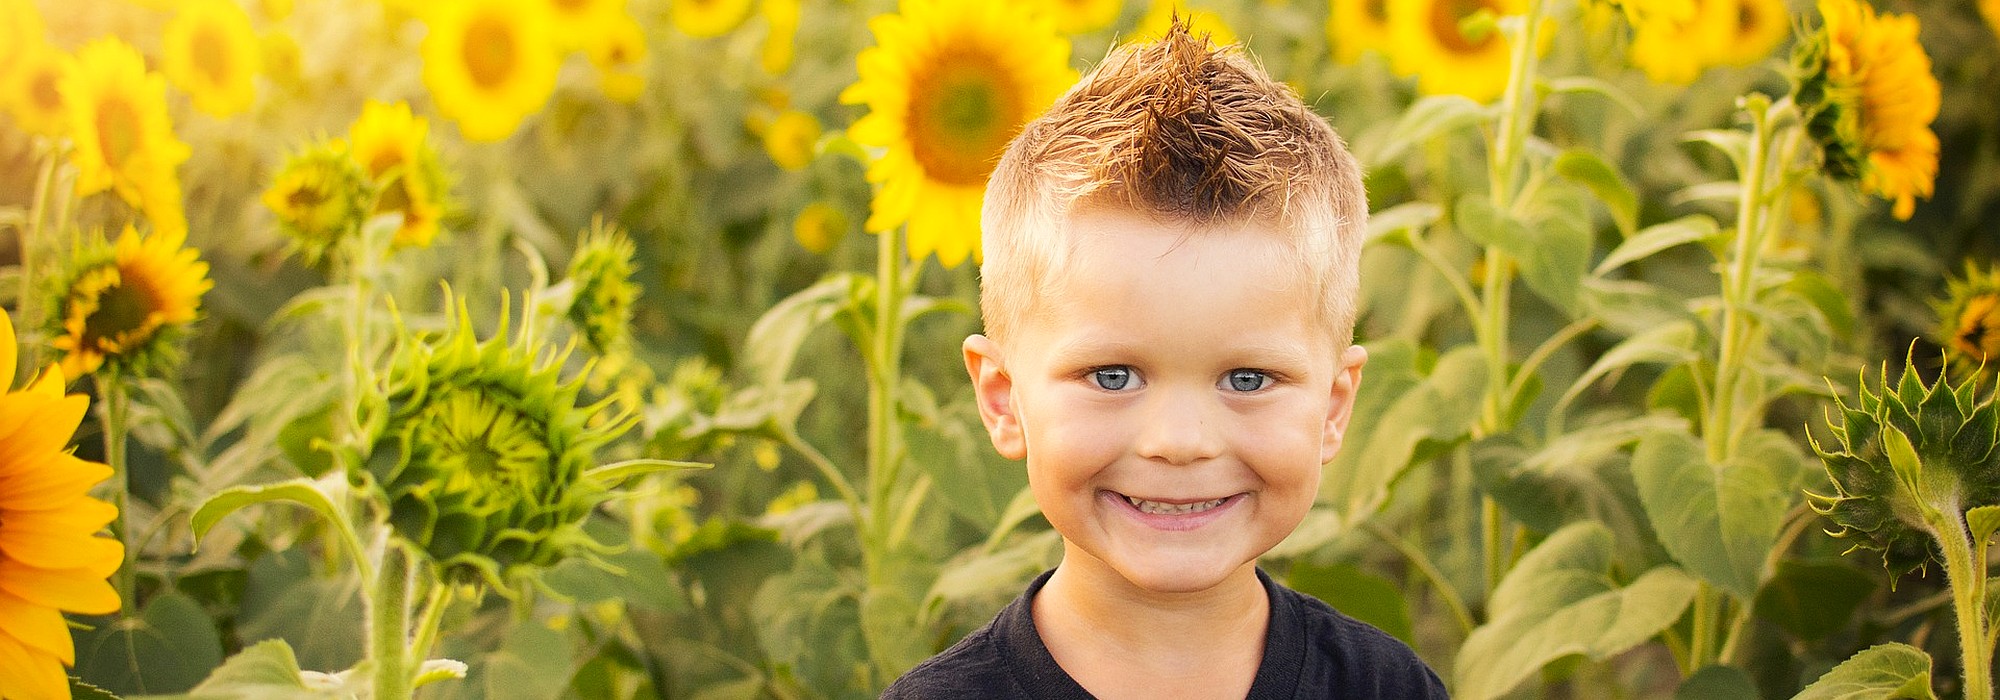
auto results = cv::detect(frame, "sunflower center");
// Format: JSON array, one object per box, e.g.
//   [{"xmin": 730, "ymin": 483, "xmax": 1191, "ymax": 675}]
[
  {"xmin": 555, "ymin": 0, "xmax": 590, "ymax": 10},
  {"xmin": 905, "ymin": 48, "xmax": 1023, "ymax": 187},
  {"xmin": 1366, "ymin": 0, "xmax": 1389, "ymax": 23},
  {"xmin": 193, "ymin": 24, "xmax": 233, "ymax": 84},
  {"xmin": 31, "ymin": 69, "xmax": 60, "ymax": 111},
  {"xmin": 94, "ymin": 97, "xmax": 143, "ymax": 170},
  {"xmin": 286, "ymin": 180, "xmax": 329, "ymax": 211},
  {"xmin": 82, "ymin": 277, "xmax": 158, "ymax": 348},
  {"xmin": 462, "ymin": 16, "xmax": 519, "ymax": 90},
  {"xmin": 1429, "ymin": 0, "xmax": 1498, "ymax": 54},
  {"xmin": 365, "ymin": 147, "xmax": 403, "ymax": 179},
  {"xmin": 1957, "ymin": 295, "xmax": 2000, "ymax": 361},
  {"xmin": 421, "ymin": 390, "xmax": 551, "ymax": 510}
]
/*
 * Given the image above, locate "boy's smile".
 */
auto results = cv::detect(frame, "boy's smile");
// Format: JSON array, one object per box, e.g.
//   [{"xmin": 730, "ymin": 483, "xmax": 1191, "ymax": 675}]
[{"xmin": 965, "ymin": 206, "xmax": 1366, "ymax": 595}]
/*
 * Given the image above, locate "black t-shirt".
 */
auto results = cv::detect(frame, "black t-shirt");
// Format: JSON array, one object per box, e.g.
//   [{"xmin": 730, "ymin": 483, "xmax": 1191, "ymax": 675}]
[{"xmin": 882, "ymin": 568, "xmax": 1450, "ymax": 699}]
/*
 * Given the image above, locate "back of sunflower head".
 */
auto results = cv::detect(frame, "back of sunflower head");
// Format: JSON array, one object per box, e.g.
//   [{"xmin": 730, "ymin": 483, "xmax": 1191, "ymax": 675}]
[{"xmin": 978, "ymin": 16, "xmax": 1368, "ymax": 349}]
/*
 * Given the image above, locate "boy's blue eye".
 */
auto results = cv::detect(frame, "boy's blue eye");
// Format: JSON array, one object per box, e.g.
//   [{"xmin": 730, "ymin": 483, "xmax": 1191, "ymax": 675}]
[
  {"xmin": 1092, "ymin": 367, "xmax": 1133, "ymax": 391},
  {"xmin": 1225, "ymin": 370, "xmax": 1271, "ymax": 392}
]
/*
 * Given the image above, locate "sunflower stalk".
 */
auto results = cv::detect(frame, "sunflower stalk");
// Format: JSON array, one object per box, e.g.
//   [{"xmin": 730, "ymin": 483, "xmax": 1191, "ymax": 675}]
[
  {"xmin": 17, "ymin": 149, "xmax": 58, "ymax": 383},
  {"xmin": 101, "ymin": 370, "xmax": 135, "ymax": 612},
  {"xmin": 864, "ymin": 223, "xmax": 911, "ymax": 586},
  {"xmin": 371, "ymin": 541, "xmax": 416, "ymax": 700},
  {"xmin": 1473, "ymin": 0, "xmax": 1546, "ymax": 598}
]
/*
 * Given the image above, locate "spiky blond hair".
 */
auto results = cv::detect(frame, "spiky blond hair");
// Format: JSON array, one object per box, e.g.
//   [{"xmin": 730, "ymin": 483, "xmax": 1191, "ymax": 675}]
[{"xmin": 979, "ymin": 20, "xmax": 1367, "ymax": 347}]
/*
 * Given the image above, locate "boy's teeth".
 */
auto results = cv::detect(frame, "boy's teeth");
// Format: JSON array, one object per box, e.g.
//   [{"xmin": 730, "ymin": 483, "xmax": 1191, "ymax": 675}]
[{"xmin": 1122, "ymin": 495, "xmax": 1227, "ymax": 515}]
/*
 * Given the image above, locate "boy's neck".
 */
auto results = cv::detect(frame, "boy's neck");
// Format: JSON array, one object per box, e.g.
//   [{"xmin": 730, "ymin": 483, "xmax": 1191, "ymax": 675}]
[{"xmin": 1032, "ymin": 546, "xmax": 1269, "ymax": 699}]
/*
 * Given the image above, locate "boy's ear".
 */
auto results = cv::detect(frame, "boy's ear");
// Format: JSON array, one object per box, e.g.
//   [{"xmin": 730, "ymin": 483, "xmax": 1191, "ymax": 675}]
[
  {"xmin": 964, "ymin": 334, "xmax": 1026, "ymax": 460},
  {"xmin": 1320, "ymin": 344, "xmax": 1369, "ymax": 464}
]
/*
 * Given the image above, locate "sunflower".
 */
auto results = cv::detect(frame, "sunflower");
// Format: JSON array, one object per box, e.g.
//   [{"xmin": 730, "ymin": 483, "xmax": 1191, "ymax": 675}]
[
  {"xmin": 1132, "ymin": 0, "xmax": 1238, "ymax": 45},
  {"xmin": 1715, "ymin": 0, "xmax": 1789, "ymax": 67},
  {"xmin": 672, "ymin": 0, "xmax": 756, "ymax": 38},
  {"xmin": 545, "ymin": 0, "xmax": 625, "ymax": 51},
  {"xmin": 1330, "ymin": 0, "xmax": 1393, "ymax": 64},
  {"xmin": 841, "ymin": 0, "xmax": 1076, "ymax": 267},
  {"xmin": 1934, "ymin": 261, "xmax": 2000, "ymax": 381},
  {"xmin": 48, "ymin": 227, "xmax": 213, "ymax": 379},
  {"xmin": 263, "ymin": 140, "xmax": 375, "ymax": 264},
  {"xmin": 587, "ymin": 14, "xmax": 648, "ymax": 103},
  {"xmin": 0, "ymin": 309, "xmax": 123, "ymax": 700},
  {"xmin": 1032, "ymin": 0, "xmax": 1123, "ymax": 35},
  {"xmin": 792, "ymin": 201, "xmax": 847, "ymax": 254},
  {"xmin": 1793, "ymin": 0, "xmax": 1938, "ymax": 221},
  {"xmin": 370, "ymin": 295, "xmax": 636, "ymax": 585},
  {"xmin": 5, "ymin": 42, "xmax": 70, "ymax": 139},
  {"xmin": 0, "ymin": 0, "xmax": 47, "ymax": 83},
  {"xmin": 1625, "ymin": 0, "xmax": 1732, "ymax": 83},
  {"xmin": 347, "ymin": 100, "xmax": 450, "ymax": 248},
  {"xmin": 261, "ymin": 30, "xmax": 303, "ymax": 91},
  {"xmin": 422, "ymin": 0, "xmax": 560, "ymax": 142},
  {"xmin": 1387, "ymin": 0, "xmax": 1525, "ymax": 101},
  {"xmin": 61, "ymin": 38, "xmax": 192, "ymax": 239},
  {"xmin": 563, "ymin": 220, "xmax": 639, "ymax": 355},
  {"xmin": 759, "ymin": 108, "xmax": 820, "ymax": 171},
  {"xmin": 758, "ymin": 0, "xmax": 800, "ymax": 74},
  {"xmin": 162, "ymin": 0, "xmax": 262, "ymax": 117}
]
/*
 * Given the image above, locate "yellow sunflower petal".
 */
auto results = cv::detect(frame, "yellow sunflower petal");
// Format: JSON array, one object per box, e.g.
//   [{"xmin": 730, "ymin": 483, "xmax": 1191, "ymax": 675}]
[
  {"xmin": 0, "ymin": 454, "xmax": 111, "ymax": 511},
  {"xmin": 0, "ymin": 559, "xmax": 122, "ymax": 614},
  {"xmin": 0, "ymin": 631, "xmax": 67, "ymax": 700},
  {"xmin": 0, "ymin": 501, "xmax": 122, "ymax": 571},
  {"xmin": 0, "ymin": 591, "xmax": 74, "ymax": 665},
  {"xmin": 0, "ymin": 303, "xmax": 16, "ymax": 391}
]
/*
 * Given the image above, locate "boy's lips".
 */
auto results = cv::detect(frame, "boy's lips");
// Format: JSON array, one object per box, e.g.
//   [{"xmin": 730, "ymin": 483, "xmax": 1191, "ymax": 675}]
[{"xmin": 1103, "ymin": 490, "xmax": 1244, "ymax": 531}]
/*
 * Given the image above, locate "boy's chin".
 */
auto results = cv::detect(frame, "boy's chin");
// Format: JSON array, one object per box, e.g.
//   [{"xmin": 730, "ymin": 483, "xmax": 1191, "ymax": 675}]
[{"xmin": 1093, "ymin": 550, "xmax": 1261, "ymax": 596}]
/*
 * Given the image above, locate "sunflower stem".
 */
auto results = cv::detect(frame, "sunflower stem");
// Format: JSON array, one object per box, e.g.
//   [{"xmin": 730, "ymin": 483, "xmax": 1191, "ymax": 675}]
[
  {"xmin": 410, "ymin": 580, "xmax": 452, "ymax": 665},
  {"xmin": 865, "ymin": 223, "xmax": 909, "ymax": 588},
  {"xmin": 372, "ymin": 541, "xmax": 416, "ymax": 700},
  {"xmin": 102, "ymin": 371, "xmax": 136, "ymax": 613},
  {"xmin": 1931, "ymin": 505, "xmax": 1994, "ymax": 700},
  {"xmin": 18, "ymin": 147, "xmax": 58, "ymax": 383}
]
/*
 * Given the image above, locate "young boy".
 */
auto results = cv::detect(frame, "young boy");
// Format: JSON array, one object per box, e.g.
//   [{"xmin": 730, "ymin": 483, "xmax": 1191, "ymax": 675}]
[{"xmin": 880, "ymin": 20, "xmax": 1449, "ymax": 700}]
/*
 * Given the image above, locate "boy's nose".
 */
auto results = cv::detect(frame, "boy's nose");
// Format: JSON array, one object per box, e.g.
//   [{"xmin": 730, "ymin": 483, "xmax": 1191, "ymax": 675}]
[{"xmin": 1132, "ymin": 390, "xmax": 1225, "ymax": 466}]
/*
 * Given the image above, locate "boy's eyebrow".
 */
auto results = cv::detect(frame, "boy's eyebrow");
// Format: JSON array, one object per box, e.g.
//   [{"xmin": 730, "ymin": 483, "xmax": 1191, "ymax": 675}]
[{"xmin": 1044, "ymin": 337, "xmax": 1319, "ymax": 369}]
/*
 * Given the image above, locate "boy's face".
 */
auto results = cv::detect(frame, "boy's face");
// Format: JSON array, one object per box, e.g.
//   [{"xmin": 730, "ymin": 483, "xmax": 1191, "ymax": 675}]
[{"xmin": 964, "ymin": 207, "xmax": 1366, "ymax": 595}]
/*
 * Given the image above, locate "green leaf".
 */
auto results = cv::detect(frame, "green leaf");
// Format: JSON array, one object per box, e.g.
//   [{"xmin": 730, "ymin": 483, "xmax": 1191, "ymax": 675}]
[
  {"xmin": 1454, "ymin": 522, "xmax": 1699, "ymax": 700},
  {"xmin": 1687, "ymin": 129, "xmax": 1751, "ymax": 176},
  {"xmin": 1677, "ymin": 665, "xmax": 1759, "ymax": 700},
  {"xmin": 742, "ymin": 274, "xmax": 860, "ymax": 387},
  {"xmin": 1365, "ymin": 201, "xmax": 1443, "ymax": 247},
  {"xmin": 236, "ymin": 548, "xmax": 364, "ymax": 673},
  {"xmin": 583, "ymin": 459, "xmax": 710, "ymax": 487},
  {"xmin": 69, "ymin": 679, "xmax": 122, "ymax": 700},
  {"xmin": 1972, "ymin": 506, "xmax": 2000, "ymax": 553},
  {"xmin": 1583, "ymin": 278, "xmax": 1698, "ymax": 337},
  {"xmin": 1790, "ymin": 643, "xmax": 1935, "ymax": 700},
  {"xmin": 135, "ymin": 640, "xmax": 335, "ymax": 699},
  {"xmin": 190, "ymin": 476, "xmax": 346, "ymax": 550},
  {"xmin": 1555, "ymin": 321, "xmax": 1699, "ymax": 419},
  {"xmin": 1458, "ymin": 194, "xmax": 1591, "ymax": 315},
  {"xmin": 1594, "ymin": 216, "xmax": 1719, "ymax": 276},
  {"xmin": 907, "ymin": 400, "xmax": 1026, "ymax": 530},
  {"xmin": 1554, "ymin": 149, "xmax": 1640, "ymax": 238},
  {"xmin": 1786, "ymin": 270, "xmax": 1859, "ymax": 340},
  {"xmin": 483, "ymin": 621, "xmax": 574, "ymax": 700},
  {"xmin": 1363, "ymin": 95, "xmax": 1492, "ymax": 168},
  {"xmin": 1323, "ymin": 342, "xmax": 1485, "ymax": 527},
  {"xmin": 74, "ymin": 593, "xmax": 226, "ymax": 695},
  {"xmin": 413, "ymin": 659, "xmax": 470, "ymax": 689},
  {"xmin": 929, "ymin": 530, "xmax": 1059, "ymax": 610},
  {"xmin": 1540, "ymin": 76, "xmax": 1646, "ymax": 118},
  {"xmin": 860, "ymin": 585, "xmax": 931, "ymax": 680},
  {"xmin": 1882, "ymin": 424, "xmax": 1925, "ymax": 499},
  {"xmin": 1630, "ymin": 429, "xmax": 1788, "ymax": 599},
  {"xmin": 1754, "ymin": 560, "xmax": 1878, "ymax": 641},
  {"xmin": 1455, "ymin": 195, "xmax": 1528, "ymax": 252},
  {"xmin": 1286, "ymin": 562, "xmax": 1414, "ymax": 645}
]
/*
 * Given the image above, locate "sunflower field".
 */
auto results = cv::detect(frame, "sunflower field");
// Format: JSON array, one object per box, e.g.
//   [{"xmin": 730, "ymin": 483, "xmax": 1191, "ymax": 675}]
[{"xmin": 9, "ymin": 0, "xmax": 2000, "ymax": 696}]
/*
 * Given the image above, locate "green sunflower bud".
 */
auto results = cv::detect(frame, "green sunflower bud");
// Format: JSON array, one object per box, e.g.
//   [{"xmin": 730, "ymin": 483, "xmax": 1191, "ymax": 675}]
[
  {"xmin": 564, "ymin": 219, "xmax": 640, "ymax": 356},
  {"xmin": 263, "ymin": 140, "xmax": 376, "ymax": 265},
  {"xmin": 369, "ymin": 295, "xmax": 636, "ymax": 585},
  {"xmin": 1791, "ymin": 26, "xmax": 1865, "ymax": 182},
  {"xmin": 1808, "ymin": 352, "xmax": 2000, "ymax": 584}
]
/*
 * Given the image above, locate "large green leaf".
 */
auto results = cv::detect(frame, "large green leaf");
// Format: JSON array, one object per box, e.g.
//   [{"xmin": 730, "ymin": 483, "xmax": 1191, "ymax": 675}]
[
  {"xmin": 1322, "ymin": 342, "xmax": 1484, "ymax": 527},
  {"xmin": 905, "ymin": 398, "xmax": 1026, "ymax": 530},
  {"xmin": 1454, "ymin": 522, "xmax": 1698, "ymax": 700},
  {"xmin": 1754, "ymin": 560, "xmax": 1878, "ymax": 641},
  {"xmin": 742, "ymin": 274, "xmax": 862, "ymax": 387},
  {"xmin": 74, "ymin": 593, "xmax": 226, "ymax": 695},
  {"xmin": 236, "ymin": 548, "xmax": 365, "ymax": 673},
  {"xmin": 190, "ymin": 475, "xmax": 349, "ymax": 551},
  {"xmin": 482, "ymin": 621, "xmax": 575, "ymax": 700},
  {"xmin": 1790, "ymin": 643, "xmax": 1935, "ymax": 700},
  {"xmin": 1554, "ymin": 148, "xmax": 1640, "ymax": 238},
  {"xmin": 1286, "ymin": 562, "xmax": 1414, "ymax": 645},
  {"xmin": 1365, "ymin": 201, "xmax": 1443, "ymax": 247},
  {"xmin": 1456, "ymin": 193, "xmax": 1591, "ymax": 315},
  {"xmin": 1594, "ymin": 216, "xmax": 1719, "ymax": 276},
  {"xmin": 1554, "ymin": 321, "xmax": 1698, "ymax": 421},
  {"xmin": 1677, "ymin": 665, "xmax": 1759, "ymax": 700},
  {"xmin": 128, "ymin": 640, "xmax": 325, "ymax": 699},
  {"xmin": 1630, "ymin": 429, "xmax": 1790, "ymax": 600},
  {"xmin": 1361, "ymin": 95, "xmax": 1492, "ymax": 168}
]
